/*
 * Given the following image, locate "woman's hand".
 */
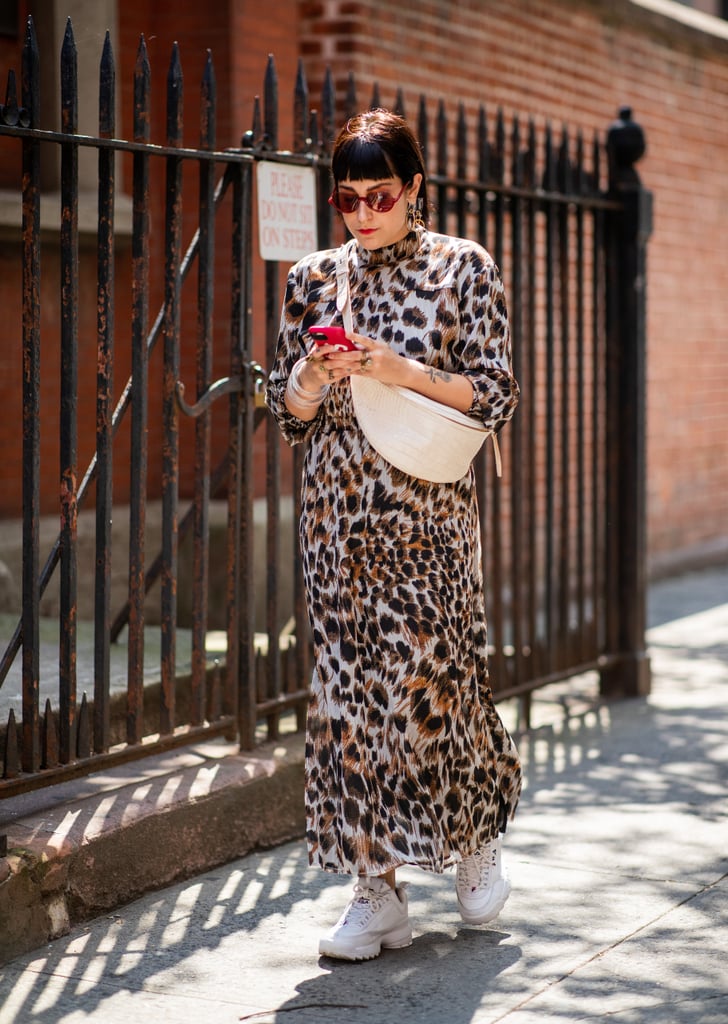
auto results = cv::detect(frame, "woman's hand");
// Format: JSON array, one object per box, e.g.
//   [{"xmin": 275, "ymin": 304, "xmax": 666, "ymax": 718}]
[
  {"xmin": 298, "ymin": 344, "xmax": 343, "ymax": 388},
  {"xmin": 312, "ymin": 331, "xmax": 408, "ymax": 386}
]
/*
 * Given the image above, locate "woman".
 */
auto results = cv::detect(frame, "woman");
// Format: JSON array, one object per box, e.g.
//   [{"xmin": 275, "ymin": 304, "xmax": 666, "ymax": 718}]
[{"xmin": 265, "ymin": 109, "xmax": 522, "ymax": 962}]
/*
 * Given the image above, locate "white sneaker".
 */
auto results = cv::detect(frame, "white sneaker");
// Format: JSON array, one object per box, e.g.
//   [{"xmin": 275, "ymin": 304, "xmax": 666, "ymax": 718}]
[
  {"xmin": 318, "ymin": 876, "xmax": 413, "ymax": 961},
  {"xmin": 456, "ymin": 836, "xmax": 511, "ymax": 925}
]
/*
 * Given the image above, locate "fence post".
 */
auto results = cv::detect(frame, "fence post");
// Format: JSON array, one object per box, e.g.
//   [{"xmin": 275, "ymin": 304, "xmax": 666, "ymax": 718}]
[
  {"xmin": 601, "ymin": 106, "xmax": 652, "ymax": 699},
  {"xmin": 21, "ymin": 16, "xmax": 41, "ymax": 773}
]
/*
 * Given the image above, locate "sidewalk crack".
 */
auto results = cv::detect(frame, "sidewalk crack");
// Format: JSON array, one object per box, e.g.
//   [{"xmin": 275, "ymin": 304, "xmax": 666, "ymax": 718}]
[{"xmin": 490, "ymin": 870, "xmax": 728, "ymax": 1022}]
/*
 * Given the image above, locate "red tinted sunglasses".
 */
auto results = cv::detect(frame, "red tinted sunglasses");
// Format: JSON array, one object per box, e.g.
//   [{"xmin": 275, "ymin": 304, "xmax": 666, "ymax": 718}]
[{"xmin": 328, "ymin": 184, "xmax": 406, "ymax": 215}]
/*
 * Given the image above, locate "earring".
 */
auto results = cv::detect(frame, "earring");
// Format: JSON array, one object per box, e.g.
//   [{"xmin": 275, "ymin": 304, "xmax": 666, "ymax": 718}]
[{"xmin": 407, "ymin": 198, "xmax": 425, "ymax": 231}]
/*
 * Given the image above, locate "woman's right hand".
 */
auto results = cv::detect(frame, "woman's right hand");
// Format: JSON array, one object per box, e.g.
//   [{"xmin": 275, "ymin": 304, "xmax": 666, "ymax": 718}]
[{"xmin": 302, "ymin": 343, "xmax": 354, "ymax": 386}]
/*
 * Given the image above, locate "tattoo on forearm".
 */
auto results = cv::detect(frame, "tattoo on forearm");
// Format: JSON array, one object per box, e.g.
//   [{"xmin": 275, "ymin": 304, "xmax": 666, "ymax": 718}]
[{"xmin": 427, "ymin": 367, "xmax": 453, "ymax": 385}]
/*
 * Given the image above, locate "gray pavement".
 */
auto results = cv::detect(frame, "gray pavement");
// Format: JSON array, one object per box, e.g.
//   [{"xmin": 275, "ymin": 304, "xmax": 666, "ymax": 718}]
[{"xmin": 0, "ymin": 565, "xmax": 727, "ymax": 1024}]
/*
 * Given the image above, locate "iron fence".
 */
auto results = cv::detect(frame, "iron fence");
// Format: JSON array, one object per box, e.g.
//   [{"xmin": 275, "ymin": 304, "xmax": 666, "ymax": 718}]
[{"xmin": 0, "ymin": 16, "xmax": 651, "ymax": 795}]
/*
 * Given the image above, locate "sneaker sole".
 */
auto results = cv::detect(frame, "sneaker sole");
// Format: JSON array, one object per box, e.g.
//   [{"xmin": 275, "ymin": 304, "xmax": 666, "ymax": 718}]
[
  {"xmin": 319, "ymin": 923, "xmax": 413, "ymax": 962},
  {"xmin": 457, "ymin": 876, "xmax": 511, "ymax": 925}
]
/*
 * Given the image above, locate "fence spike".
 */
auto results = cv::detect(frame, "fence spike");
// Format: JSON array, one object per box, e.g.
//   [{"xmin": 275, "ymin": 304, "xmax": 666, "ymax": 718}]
[
  {"xmin": 369, "ymin": 81, "xmax": 380, "ymax": 111},
  {"xmin": 3, "ymin": 709, "xmax": 20, "ymax": 780},
  {"xmin": 417, "ymin": 95, "xmax": 428, "ymax": 165},
  {"xmin": 478, "ymin": 105, "xmax": 489, "ymax": 181},
  {"xmin": 251, "ymin": 94, "xmax": 262, "ymax": 146},
  {"xmin": 527, "ymin": 117, "xmax": 537, "ymax": 188},
  {"xmin": 558, "ymin": 123, "xmax": 571, "ymax": 191},
  {"xmin": 575, "ymin": 129, "xmax": 585, "ymax": 194},
  {"xmin": 200, "ymin": 49, "xmax": 216, "ymax": 150},
  {"xmin": 479, "ymin": 105, "xmax": 489, "ymax": 237},
  {"xmin": 60, "ymin": 18, "xmax": 77, "ymax": 135},
  {"xmin": 544, "ymin": 120, "xmax": 555, "ymax": 190},
  {"xmin": 167, "ymin": 41, "xmax": 183, "ymax": 146},
  {"xmin": 293, "ymin": 57, "xmax": 308, "ymax": 153},
  {"xmin": 99, "ymin": 31, "xmax": 115, "ymax": 138},
  {"xmin": 394, "ymin": 87, "xmax": 405, "ymax": 118},
  {"xmin": 437, "ymin": 99, "xmax": 447, "ymax": 176},
  {"xmin": 263, "ymin": 53, "xmax": 278, "ymax": 150},
  {"xmin": 77, "ymin": 693, "xmax": 90, "ymax": 759},
  {"xmin": 42, "ymin": 699, "xmax": 59, "ymax": 768},
  {"xmin": 133, "ymin": 35, "xmax": 151, "ymax": 143},
  {"xmin": 321, "ymin": 67, "xmax": 336, "ymax": 149},
  {"xmin": 457, "ymin": 103, "xmax": 467, "ymax": 180},
  {"xmin": 592, "ymin": 129, "xmax": 601, "ymax": 192},
  {"xmin": 511, "ymin": 114, "xmax": 522, "ymax": 186},
  {"xmin": 1, "ymin": 69, "xmax": 19, "ymax": 127},
  {"xmin": 495, "ymin": 107, "xmax": 505, "ymax": 184},
  {"xmin": 345, "ymin": 70, "xmax": 357, "ymax": 120},
  {"xmin": 21, "ymin": 15, "xmax": 39, "ymax": 128}
]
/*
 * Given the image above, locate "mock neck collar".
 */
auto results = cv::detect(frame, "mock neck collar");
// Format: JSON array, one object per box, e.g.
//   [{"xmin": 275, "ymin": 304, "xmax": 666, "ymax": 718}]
[{"xmin": 349, "ymin": 227, "xmax": 426, "ymax": 268}]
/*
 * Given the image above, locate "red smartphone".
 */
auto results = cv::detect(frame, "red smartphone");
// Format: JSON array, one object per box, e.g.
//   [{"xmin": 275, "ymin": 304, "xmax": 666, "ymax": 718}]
[{"xmin": 307, "ymin": 325, "xmax": 358, "ymax": 352}]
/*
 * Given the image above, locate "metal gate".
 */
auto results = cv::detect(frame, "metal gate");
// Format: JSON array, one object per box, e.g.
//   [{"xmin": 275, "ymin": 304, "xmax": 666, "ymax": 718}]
[{"xmin": 0, "ymin": 17, "xmax": 651, "ymax": 795}]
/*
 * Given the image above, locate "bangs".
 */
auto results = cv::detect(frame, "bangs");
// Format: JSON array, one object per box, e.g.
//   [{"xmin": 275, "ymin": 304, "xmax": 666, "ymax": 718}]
[{"xmin": 331, "ymin": 138, "xmax": 397, "ymax": 183}]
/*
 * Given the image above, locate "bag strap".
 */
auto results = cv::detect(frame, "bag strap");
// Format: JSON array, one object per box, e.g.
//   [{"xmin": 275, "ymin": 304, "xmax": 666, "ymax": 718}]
[
  {"xmin": 335, "ymin": 247, "xmax": 353, "ymax": 334},
  {"xmin": 491, "ymin": 434, "xmax": 502, "ymax": 478}
]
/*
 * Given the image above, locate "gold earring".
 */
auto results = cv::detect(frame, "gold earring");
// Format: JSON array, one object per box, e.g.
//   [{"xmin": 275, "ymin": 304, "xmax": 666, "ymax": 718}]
[{"xmin": 407, "ymin": 198, "xmax": 424, "ymax": 230}]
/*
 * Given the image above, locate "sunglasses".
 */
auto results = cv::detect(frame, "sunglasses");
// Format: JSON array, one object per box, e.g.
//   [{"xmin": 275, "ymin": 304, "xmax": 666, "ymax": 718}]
[{"xmin": 328, "ymin": 183, "xmax": 406, "ymax": 215}]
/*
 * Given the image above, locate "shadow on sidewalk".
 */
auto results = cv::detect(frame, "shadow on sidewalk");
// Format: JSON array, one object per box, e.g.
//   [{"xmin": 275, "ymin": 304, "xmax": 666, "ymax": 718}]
[{"xmin": 264, "ymin": 928, "xmax": 522, "ymax": 1024}]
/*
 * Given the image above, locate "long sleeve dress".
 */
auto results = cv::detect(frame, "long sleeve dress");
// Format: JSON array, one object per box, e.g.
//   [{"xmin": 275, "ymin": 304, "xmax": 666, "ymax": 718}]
[{"xmin": 266, "ymin": 227, "xmax": 522, "ymax": 877}]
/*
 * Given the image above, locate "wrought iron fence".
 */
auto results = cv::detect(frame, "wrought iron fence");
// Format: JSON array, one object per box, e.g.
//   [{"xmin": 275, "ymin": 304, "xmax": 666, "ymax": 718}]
[{"xmin": 0, "ymin": 16, "xmax": 651, "ymax": 795}]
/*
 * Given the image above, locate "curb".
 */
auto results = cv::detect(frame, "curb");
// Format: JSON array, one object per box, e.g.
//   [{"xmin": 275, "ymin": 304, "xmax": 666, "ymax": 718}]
[{"xmin": 0, "ymin": 733, "xmax": 306, "ymax": 964}]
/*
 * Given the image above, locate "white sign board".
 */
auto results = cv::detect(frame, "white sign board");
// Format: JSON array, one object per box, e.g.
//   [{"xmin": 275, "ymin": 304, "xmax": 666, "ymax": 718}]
[{"xmin": 256, "ymin": 161, "xmax": 318, "ymax": 262}]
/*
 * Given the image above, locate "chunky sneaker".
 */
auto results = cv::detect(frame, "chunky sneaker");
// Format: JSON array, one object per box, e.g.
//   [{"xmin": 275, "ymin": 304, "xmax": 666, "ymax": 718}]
[
  {"xmin": 318, "ymin": 876, "xmax": 413, "ymax": 961},
  {"xmin": 456, "ymin": 836, "xmax": 511, "ymax": 925}
]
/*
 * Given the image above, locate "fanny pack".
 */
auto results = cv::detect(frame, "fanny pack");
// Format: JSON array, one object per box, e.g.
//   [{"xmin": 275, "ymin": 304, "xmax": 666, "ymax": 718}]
[{"xmin": 336, "ymin": 246, "xmax": 500, "ymax": 483}]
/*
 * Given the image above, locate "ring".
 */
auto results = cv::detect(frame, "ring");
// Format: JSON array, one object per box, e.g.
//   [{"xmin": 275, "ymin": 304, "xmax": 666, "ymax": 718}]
[
  {"xmin": 319, "ymin": 361, "xmax": 328, "ymax": 375},
  {"xmin": 360, "ymin": 355, "xmax": 373, "ymax": 370}
]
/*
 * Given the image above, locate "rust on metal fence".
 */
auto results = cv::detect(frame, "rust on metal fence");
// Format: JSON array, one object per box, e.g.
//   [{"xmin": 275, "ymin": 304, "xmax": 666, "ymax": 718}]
[{"xmin": 0, "ymin": 16, "xmax": 651, "ymax": 794}]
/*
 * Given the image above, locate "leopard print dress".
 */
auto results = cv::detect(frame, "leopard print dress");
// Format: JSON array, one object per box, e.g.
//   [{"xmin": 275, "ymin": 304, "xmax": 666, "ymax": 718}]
[{"xmin": 266, "ymin": 227, "xmax": 522, "ymax": 877}]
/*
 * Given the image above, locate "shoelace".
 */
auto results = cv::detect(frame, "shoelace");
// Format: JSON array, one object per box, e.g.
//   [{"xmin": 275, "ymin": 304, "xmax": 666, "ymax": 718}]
[
  {"xmin": 340, "ymin": 881, "xmax": 392, "ymax": 927},
  {"xmin": 457, "ymin": 844, "xmax": 496, "ymax": 893}
]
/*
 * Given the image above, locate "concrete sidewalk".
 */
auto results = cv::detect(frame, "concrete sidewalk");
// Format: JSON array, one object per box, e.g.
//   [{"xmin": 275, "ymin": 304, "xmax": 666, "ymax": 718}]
[{"xmin": 0, "ymin": 566, "xmax": 726, "ymax": 1023}]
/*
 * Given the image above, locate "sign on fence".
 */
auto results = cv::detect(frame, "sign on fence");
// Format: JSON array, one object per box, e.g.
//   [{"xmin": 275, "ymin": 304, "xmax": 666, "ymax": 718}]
[{"xmin": 256, "ymin": 162, "xmax": 318, "ymax": 261}]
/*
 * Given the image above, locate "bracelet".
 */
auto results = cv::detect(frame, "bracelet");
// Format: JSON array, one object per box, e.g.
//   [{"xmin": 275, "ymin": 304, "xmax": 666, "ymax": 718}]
[{"xmin": 286, "ymin": 360, "xmax": 329, "ymax": 409}]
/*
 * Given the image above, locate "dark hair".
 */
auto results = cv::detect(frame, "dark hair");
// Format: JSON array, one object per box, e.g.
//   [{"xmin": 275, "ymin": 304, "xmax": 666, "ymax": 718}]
[{"xmin": 331, "ymin": 109, "xmax": 430, "ymax": 226}]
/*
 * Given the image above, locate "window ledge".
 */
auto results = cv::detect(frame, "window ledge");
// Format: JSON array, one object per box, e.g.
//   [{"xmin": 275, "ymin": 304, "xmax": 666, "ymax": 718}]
[
  {"xmin": 629, "ymin": 0, "xmax": 728, "ymax": 41},
  {"xmin": 0, "ymin": 189, "xmax": 134, "ymax": 242}
]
